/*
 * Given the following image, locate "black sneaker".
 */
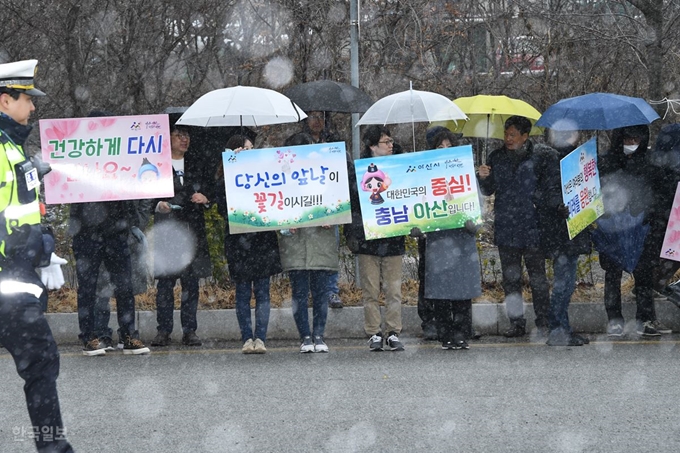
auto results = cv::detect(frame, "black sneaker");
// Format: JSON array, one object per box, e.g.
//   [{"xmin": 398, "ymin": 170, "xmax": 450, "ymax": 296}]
[
  {"xmin": 98, "ymin": 336, "xmax": 115, "ymax": 352},
  {"xmin": 452, "ymin": 339, "xmax": 469, "ymax": 350},
  {"xmin": 442, "ymin": 341, "xmax": 455, "ymax": 350},
  {"xmin": 422, "ymin": 324, "xmax": 438, "ymax": 341},
  {"xmin": 122, "ymin": 336, "xmax": 151, "ymax": 355},
  {"xmin": 150, "ymin": 331, "xmax": 171, "ymax": 347},
  {"xmin": 546, "ymin": 331, "xmax": 584, "ymax": 346},
  {"xmin": 368, "ymin": 334, "xmax": 383, "ymax": 351},
  {"xmin": 82, "ymin": 338, "xmax": 106, "ymax": 356},
  {"xmin": 636, "ymin": 320, "xmax": 661, "ymax": 337},
  {"xmin": 386, "ymin": 332, "xmax": 404, "ymax": 351},
  {"xmin": 182, "ymin": 331, "xmax": 202, "ymax": 346},
  {"xmin": 503, "ymin": 324, "xmax": 526, "ymax": 338},
  {"xmin": 328, "ymin": 293, "xmax": 343, "ymax": 309}
]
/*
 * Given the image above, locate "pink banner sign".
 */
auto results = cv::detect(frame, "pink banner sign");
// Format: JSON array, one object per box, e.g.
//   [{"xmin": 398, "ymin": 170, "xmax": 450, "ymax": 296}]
[
  {"xmin": 661, "ymin": 182, "xmax": 680, "ymax": 262},
  {"xmin": 39, "ymin": 114, "xmax": 174, "ymax": 204}
]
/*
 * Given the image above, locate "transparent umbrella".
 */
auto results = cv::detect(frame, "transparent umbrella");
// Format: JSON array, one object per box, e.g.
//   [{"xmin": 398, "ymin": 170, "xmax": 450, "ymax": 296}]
[
  {"xmin": 356, "ymin": 82, "xmax": 468, "ymax": 150},
  {"xmin": 177, "ymin": 85, "xmax": 307, "ymax": 128}
]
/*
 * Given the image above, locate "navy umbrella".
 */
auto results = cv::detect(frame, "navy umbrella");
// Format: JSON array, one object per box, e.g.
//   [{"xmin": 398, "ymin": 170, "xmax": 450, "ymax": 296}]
[
  {"xmin": 591, "ymin": 210, "xmax": 650, "ymax": 273},
  {"xmin": 536, "ymin": 92, "xmax": 660, "ymax": 131}
]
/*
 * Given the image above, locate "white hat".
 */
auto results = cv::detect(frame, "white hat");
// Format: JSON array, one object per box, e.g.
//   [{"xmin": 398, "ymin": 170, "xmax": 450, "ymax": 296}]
[{"xmin": 0, "ymin": 59, "xmax": 45, "ymax": 96}]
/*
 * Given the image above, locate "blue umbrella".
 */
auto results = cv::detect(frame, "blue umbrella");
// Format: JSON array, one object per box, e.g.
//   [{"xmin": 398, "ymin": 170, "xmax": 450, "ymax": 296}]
[
  {"xmin": 536, "ymin": 92, "xmax": 660, "ymax": 131},
  {"xmin": 591, "ymin": 210, "xmax": 650, "ymax": 273}
]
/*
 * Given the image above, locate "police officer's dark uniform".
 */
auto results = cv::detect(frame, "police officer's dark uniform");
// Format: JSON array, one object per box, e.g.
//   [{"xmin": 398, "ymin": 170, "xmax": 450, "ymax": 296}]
[{"xmin": 0, "ymin": 60, "xmax": 73, "ymax": 452}]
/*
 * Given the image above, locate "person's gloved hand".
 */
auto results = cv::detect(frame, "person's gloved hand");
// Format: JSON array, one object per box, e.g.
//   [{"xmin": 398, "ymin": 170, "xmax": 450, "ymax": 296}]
[
  {"xmin": 557, "ymin": 204, "xmax": 570, "ymax": 219},
  {"xmin": 410, "ymin": 227, "xmax": 425, "ymax": 239},
  {"xmin": 40, "ymin": 253, "xmax": 67, "ymax": 290},
  {"xmin": 130, "ymin": 226, "xmax": 147, "ymax": 247},
  {"xmin": 464, "ymin": 219, "xmax": 480, "ymax": 236}
]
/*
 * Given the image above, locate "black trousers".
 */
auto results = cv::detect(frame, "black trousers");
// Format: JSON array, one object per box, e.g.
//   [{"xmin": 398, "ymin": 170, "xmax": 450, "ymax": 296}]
[
  {"xmin": 0, "ymin": 259, "xmax": 73, "ymax": 452},
  {"xmin": 432, "ymin": 299, "xmax": 472, "ymax": 343},
  {"xmin": 600, "ymin": 252, "xmax": 655, "ymax": 323},
  {"xmin": 73, "ymin": 233, "xmax": 137, "ymax": 343},
  {"xmin": 497, "ymin": 245, "xmax": 550, "ymax": 327},
  {"xmin": 417, "ymin": 238, "xmax": 436, "ymax": 329}
]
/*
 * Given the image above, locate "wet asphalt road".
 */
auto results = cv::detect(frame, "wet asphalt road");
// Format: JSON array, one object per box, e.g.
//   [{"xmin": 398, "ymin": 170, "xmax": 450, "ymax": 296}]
[{"xmin": 1, "ymin": 335, "xmax": 680, "ymax": 452}]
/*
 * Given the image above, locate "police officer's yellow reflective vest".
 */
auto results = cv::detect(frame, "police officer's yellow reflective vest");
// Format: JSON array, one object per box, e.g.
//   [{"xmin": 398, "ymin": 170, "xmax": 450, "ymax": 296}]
[{"xmin": 0, "ymin": 130, "xmax": 41, "ymax": 258}]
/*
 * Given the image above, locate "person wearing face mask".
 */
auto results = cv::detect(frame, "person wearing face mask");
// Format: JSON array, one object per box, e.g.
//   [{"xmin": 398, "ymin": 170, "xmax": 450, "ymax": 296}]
[{"xmin": 597, "ymin": 125, "xmax": 668, "ymax": 337}]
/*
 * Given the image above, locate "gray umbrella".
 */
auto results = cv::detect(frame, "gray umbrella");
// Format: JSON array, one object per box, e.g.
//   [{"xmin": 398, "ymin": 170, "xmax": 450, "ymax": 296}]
[{"xmin": 283, "ymin": 80, "xmax": 373, "ymax": 113}]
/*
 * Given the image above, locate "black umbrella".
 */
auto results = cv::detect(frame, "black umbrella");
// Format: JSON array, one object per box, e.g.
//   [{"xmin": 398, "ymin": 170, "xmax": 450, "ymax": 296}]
[{"xmin": 283, "ymin": 80, "xmax": 373, "ymax": 114}]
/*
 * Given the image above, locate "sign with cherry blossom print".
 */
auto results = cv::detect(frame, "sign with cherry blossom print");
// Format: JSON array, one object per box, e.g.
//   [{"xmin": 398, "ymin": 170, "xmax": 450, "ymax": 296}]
[
  {"xmin": 222, "ymin": 141, "xmax": 351, "ymax": 234},
  {"xmin": 660, "ymin": 182, "xmax": 680, "ymax": 262},
  {"xmin": 39, "ymin": 114, "xmax": 174, "ymax": 204}
]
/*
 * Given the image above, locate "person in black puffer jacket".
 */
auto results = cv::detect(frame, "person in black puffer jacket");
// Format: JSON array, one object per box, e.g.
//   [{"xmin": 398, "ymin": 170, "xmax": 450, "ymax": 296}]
[{"xmin": 597, "ymin": 125, "xmax": 666, "ymax": 337}]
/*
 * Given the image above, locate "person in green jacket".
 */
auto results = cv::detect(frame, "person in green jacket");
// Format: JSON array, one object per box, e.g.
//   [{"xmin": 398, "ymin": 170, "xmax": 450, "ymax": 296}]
[{"xmin": 278, "ymin": 133, "xmax": 339, "ymax": 353}]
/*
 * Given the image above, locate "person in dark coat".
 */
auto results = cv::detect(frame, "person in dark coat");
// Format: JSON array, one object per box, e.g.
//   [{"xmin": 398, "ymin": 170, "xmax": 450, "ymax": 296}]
[
  {"xmin": 541, "ymin": 130, "xmax": 592, "ymax": 346},
  {"xmin": 70, "ymin": 110, "xmax": 150, "ymax": 356},
  {"xmin": 413, "ymin": 128, "xmax": 482, "ymax": 350},
  {"xmin": 416, "ymin": 125, "xmax": 450, "ymax": 340},
  {"xmin": 92, "ymin": 198, "xmax": 153, "ymax": 350},
  {"xmin": 217, "ymin": 134, "xmax": 282, "ymax": 354},
  {"xmin": 345, "ymin": 125, "xmax": 405, "ymax": 352},
  {"xmin": 477, "ymin": 116, "xmax": 560, "ymax": 337},
  {"xmin": 598, "ymin": 125, "xmax": 667, "ymax": 337},
  {"xmin": 150, "ymin": 115, "xmax": 212, "ymax": 347},
  {"xmin": 647, "ymin": 124, "xmax": 680, "ymax": 306}
]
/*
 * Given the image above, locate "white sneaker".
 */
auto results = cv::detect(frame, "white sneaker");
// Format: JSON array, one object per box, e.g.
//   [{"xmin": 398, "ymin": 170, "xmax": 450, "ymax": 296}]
[
  {"xmin": 242, "ymin": 338, "xmax": 255, "ymax": 354},
  {"xmin": 300, "ymin": 336, "xmax": 315, "ymax": 353},
  {"xmin": 253, "ymin": 338, "xmax": 267, "ymax": 354},
  {"xmin": 313, "ymin": 336, "xmax": 329, "ymax": 353}
]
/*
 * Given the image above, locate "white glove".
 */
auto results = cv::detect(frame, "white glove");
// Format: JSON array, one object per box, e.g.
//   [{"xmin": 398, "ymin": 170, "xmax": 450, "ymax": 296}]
[{"xmin": 40, "ymin": 253, "xmax": 68, "ymax": 290}]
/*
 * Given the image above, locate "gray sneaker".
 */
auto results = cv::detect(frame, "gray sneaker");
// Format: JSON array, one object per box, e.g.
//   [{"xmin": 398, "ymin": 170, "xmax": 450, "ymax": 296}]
[
  {"xmin": 636, "ymin": 320, "xmax": 661, "ymax": 337},
  {"xmin": 313, "ymin": 336, "xmax": 329, "ymax": 353},
  {"xmin": 386, "ymin": 332, "xmax": 404, "ymax": 351},
  {"xmin": 652, "ymin": 320, "xmax": 672, "ymax": 334},
  {"xmin": 300, "ymin": 336, "xmax": 315, "ymax": 353},
  {"xmin": 607, "ymin": 320, "xmax": 624, "ymax": 337}
]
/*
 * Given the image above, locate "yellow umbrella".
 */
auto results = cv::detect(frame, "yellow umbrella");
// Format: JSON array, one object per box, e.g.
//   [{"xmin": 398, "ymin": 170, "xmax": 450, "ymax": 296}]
[{"xmin": 432, "ymin": 94, "xmax": 542, "ymax": 161}]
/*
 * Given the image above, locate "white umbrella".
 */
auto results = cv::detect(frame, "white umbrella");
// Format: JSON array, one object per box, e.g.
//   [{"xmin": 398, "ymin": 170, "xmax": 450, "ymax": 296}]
[
  {"xmin": 177, "ymin": 85, "xmax": 307, "ymax": 127},
  {"xmin": 356, "ymin": 82, "xmax": 467, "ymax": 149}
]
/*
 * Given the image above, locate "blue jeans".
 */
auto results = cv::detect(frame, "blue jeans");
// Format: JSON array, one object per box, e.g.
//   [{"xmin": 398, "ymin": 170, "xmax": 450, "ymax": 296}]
[
  {"xmin": 235, "ymin": 278, "xmax": 271, "ymax": 343},
  {"xmin": 327, "ymin": 271, "xmax": 339, "ymax": 295},
  {"xmin": 549, "ymin": 252, "xmax": 578, "ymax": 333},
  {"xmin": 289, "ymin": 270, "xmax": 330, "ymax": 339}
]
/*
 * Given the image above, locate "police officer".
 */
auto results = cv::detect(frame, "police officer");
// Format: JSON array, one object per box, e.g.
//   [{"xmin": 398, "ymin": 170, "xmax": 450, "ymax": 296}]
[{"xmin": 0, "ymin": 60, "xmax": 73, "ymax": 452}]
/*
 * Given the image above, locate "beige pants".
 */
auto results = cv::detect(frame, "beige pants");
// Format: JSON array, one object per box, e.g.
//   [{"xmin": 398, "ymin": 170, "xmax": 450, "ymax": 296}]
[{"xmin": 358, "ymin": 254, "xmax": 403, "ymax": 336}]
